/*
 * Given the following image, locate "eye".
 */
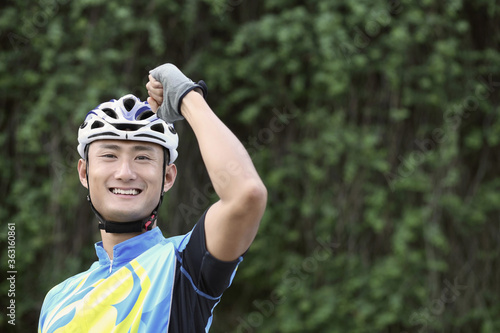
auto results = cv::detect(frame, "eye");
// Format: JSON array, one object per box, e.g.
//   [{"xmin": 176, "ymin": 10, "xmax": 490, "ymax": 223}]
[
  {"xmin": 101, "ymin": 154, "xmax": 116, "ymax": 159},
  {"xmin": 136, "ymin": 155, "xmax": 151, "ymax": 161}
]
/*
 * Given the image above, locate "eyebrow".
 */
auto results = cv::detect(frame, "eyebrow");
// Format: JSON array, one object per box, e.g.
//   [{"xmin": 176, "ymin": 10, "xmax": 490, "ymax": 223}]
[{"xmin": 97, "ymin": 143, "xmax": 156, "ymax": 152}]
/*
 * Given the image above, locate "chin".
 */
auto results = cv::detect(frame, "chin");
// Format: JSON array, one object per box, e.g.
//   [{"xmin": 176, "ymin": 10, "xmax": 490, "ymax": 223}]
[{"xmin": 104, "ymin": 210, "xmax": 151, "ymax": 222}]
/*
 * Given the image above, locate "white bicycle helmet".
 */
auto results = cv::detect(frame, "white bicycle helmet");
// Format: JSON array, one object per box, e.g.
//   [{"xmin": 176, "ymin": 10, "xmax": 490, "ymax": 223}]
[{"xmin": 77, "ymin": 94, "xmax": 178, "ymax": 164}]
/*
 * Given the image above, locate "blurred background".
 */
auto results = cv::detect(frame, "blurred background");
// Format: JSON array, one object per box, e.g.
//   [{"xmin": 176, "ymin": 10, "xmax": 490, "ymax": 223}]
[{"xmin": 1, "ymin": 0, "xmax": 499, "ymax": 332}]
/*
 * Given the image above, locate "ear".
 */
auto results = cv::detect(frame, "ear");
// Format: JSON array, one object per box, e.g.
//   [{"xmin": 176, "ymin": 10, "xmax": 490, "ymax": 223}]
[
  {"xmin": 163, "ymin": 164, "xmax": 177, "ymax": 193},
  {"xmin": 77, "ymin": 159, "xmax": 89, "ymax": 189}
]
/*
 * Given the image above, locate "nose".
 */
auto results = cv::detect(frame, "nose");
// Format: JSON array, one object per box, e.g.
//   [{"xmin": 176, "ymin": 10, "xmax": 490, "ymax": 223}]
[{"xmin": 114, "ymin": 159, "xmax": 137, "ymax": 181}]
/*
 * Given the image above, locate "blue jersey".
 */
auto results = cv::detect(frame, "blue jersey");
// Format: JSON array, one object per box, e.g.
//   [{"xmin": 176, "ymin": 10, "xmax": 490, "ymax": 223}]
[{"xmin": 38, "ymin": 214, "xmax": 243, "ymax": 332}]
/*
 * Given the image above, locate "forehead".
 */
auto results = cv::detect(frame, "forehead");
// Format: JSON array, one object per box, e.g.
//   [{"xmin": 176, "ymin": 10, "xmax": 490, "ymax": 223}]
[{"xmin": 89, "ymin": 140, "xmax": 163, "ymax": 154}]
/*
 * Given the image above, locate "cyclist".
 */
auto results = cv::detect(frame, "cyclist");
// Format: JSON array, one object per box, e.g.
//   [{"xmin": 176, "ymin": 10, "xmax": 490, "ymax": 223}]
[{"xmin": 38, "ymin": 64, "xmax": 267, "ymax": 332}]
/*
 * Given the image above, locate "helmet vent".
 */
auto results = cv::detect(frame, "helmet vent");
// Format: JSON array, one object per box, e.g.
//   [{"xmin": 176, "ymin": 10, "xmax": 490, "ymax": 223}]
[
  {"xmin": 151, "ymin": 124, "xmax": 165, "ymax": 133},
  {"xmin": 124, "ymin": 98, "xmax": 136, "ymax": 111},
  {"xmin": 168, "ymin": 125, "xmax": 176, "ymax": 134},
  {"xmin": 137, "ymin": 111, "xmax": 155, "ymax": 120},
  {"xmin": 114, "ymin": 123, "xmax": 142, "ymax": 131},
  {"xmin": 91, "ymin": 121, "xmax": 105, "ymax": 129},
  {"xmin": 102, "ymin": 108, "xmax": 118, "ymax": 119}
]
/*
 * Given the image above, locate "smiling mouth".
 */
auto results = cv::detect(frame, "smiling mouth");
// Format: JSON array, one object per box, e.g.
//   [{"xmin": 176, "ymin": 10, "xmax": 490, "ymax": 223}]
[{"xmin": 110, "ymin": 188, "xmax": 142, "ymax": 196}]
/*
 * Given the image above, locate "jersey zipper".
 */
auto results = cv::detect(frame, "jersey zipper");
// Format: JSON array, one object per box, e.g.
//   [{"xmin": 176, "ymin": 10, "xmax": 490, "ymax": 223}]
[{"xmin": 104, "ymin": 251, "xmax": 113, "ymax": 274}]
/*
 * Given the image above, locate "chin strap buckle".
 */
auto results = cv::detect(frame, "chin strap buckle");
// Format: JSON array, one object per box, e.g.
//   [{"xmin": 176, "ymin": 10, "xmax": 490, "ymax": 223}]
[{"xmin": 142, "ymin": 213, "xmax": 157, "ymax": 231}]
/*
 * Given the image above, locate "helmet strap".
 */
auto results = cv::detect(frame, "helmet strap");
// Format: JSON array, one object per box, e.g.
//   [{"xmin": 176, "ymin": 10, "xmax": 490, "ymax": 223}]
[{"xmin": 84, "ymin": 146, "xmax": 168, "ymax": 234}]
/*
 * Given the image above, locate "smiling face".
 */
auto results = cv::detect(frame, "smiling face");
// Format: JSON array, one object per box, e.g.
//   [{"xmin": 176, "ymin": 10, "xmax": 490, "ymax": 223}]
[{"xmin": 78, "ymin": 140, "xmax": 177, "ymax": 223}]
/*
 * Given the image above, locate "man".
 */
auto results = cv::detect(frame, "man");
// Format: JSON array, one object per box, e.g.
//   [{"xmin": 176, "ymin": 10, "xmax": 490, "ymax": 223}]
[{"xmin": 38, "ymin": 64, "xmax": 267, "ymax": 332}]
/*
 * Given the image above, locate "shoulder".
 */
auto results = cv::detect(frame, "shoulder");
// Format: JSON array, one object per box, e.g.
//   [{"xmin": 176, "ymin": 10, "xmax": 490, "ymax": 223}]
[
  {"xmin": 158, "ymin": 212, "xmax": 208, "ymax": 254},
  {"xmin": 41, "ymin": 262, "xmax": 100, "ymax": 312},
  {"xmin": 52, "ymin": 263, "xmax": 99, "ymax": 292},
  {"xmin": 161, "ymin": 232, "xmax": 192, "ymax": 251}
]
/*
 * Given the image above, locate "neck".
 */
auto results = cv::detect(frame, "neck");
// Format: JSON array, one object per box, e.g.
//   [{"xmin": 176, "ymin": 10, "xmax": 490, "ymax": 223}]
[{"xmin": 100, "ymin": 228, "xmax": 153, "ymax": 259}]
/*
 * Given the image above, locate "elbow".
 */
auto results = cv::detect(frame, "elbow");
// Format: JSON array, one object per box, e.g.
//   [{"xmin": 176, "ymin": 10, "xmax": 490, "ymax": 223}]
[
  {"xmin": 239, "ymin": 180, "xmax": 268, "ymax": 213},
  {"xmin": 249, "ymin": 180, "xmax": 268, "ymax": 208}
]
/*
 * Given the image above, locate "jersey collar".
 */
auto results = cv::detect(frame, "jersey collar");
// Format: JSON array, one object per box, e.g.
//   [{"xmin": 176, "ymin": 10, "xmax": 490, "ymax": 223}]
[{"xmin": 94, "ymin": 227, "xmax": 165, "ymax": 265}]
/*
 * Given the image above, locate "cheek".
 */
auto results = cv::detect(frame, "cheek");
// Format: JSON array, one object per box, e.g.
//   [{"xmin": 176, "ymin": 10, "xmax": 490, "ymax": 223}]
[
  {"xmin": 88, "ymin": 166, "xmax": 111, "ymax": 189},
  {"xmin": 146, "ymin": 169, "xmax": 165, "ymax": 191},
  {"xmin": 148, "ymin": 173, "xmax": 164, "ymax": 189}
]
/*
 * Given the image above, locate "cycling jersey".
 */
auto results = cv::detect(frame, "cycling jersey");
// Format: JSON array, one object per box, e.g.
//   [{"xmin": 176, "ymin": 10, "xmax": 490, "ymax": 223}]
[{"xmin": 38, "ymin": 213, "xmax": 243, "ymax": 332}]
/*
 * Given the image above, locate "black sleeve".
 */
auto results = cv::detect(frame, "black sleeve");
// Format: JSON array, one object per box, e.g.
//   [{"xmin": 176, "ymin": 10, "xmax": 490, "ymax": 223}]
[{"xmin": 168, "ymin": 210, "xmax": 243, "ymax": 332}]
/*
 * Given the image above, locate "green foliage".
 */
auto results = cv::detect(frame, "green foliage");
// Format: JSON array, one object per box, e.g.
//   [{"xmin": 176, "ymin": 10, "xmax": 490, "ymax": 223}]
[{"xmin": 1, "ymin": 0, "xmax": 499, "ymax": 332}]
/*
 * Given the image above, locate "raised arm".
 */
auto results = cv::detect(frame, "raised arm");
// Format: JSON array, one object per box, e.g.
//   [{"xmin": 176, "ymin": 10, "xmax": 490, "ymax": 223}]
[{"xmin": 147, "ymin": 65, "xmax": 267, "ymax": 261}]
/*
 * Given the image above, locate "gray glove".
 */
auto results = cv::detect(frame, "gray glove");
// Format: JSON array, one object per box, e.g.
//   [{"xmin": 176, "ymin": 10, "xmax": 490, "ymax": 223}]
[{"xmin": 149, "ymin": 63, "xmax": 208, "ymax": 123}]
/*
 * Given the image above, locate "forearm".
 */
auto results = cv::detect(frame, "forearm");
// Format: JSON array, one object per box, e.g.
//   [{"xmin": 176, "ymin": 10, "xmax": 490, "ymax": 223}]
[{"xmin": 181, "ymin": 91, "xmax": 266, "ymax": 205}]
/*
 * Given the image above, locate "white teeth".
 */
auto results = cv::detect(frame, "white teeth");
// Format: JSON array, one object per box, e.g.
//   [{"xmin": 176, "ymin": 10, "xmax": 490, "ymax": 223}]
[{"xmin": 112, "ymin": 188, "xmax": 139, "ymax": 195}]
